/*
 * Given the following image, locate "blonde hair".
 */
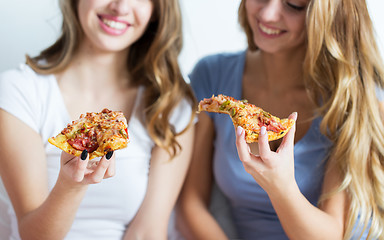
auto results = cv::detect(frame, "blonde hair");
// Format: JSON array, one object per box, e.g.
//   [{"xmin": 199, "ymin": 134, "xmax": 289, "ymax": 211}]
[
  {"xmin": 239, "ymin": 0, "xmax": 384, "ymax": 238},
  {"xmin": 26, "ymin": 0, "xmax": 196, "ymax": 159},
  {"xmin": 305, "ymin": 0, "xmax": 384, "ymax": 238}
]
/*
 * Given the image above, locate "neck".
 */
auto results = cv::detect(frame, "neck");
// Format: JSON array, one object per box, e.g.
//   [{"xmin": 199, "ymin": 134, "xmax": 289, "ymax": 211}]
[
  {"xmin": 67, "ymin": 41, "xmax": 130, "ymax": 89},
  {"xmin": 256, "ymin": 46, "xmax": 306, "ymax": 89}
]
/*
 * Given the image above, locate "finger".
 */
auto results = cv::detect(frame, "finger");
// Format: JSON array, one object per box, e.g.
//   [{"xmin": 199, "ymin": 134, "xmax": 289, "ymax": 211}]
[
  {"xmin": 104, "ymin": 151, "xmax": 115, "ymax": 178},
  {"xmin": 87, "ymin": 153, "xmax": 112, "ymax": 183},
  {"xmin": 235, "ymin": 126, "xmax": 251, "ymax": 163},
  {"xmin": 278, "ymin": 112, "xmax": 297, "ymax": 151},
  {"xmin": 258, "ymin": 126, "xmax": 271, "ymax": 159},
  {"xmin": 61, "ymin": 151, "xmax": 76, "ymax": 165},
  {"xmin": 236, "ymin": 126, "xmax": 266, "ymax": 176},
  {"xmin": 72, "ymin": 150, "xmax": 88, "ymax": 182}
]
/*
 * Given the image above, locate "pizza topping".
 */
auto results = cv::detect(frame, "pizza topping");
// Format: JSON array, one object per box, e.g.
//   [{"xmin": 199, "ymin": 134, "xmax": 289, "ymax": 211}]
[
  {"xmin": 120, "ymin": 129, "xmax": 128, "ymax": 139},
  {"xmin": 220, "ymin": 100, "xmax": 231, "ymax": 110},
  {"xmin": 262, "ymin": 110, "xmax": 271, "ymax": 119},
  {"xmin": 257, "ymin": 114, "xmax": 285, "ymax": 133},
  {"xmin": 67, "ymin": 137, "xmax": 99, "ymax": 152},
  {"xmin": 65, "ymin": 126, "xmax": 99, "ymax": 152},
  {"xmin": 231, "ymin": 108, "xmax": 237, "ymax": 117}
]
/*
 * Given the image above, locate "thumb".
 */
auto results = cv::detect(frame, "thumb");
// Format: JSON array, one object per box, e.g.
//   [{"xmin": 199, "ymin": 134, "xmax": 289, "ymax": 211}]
[{"xmin": 278, "ymin": 112, "xmax": 297, "ymax": 152}]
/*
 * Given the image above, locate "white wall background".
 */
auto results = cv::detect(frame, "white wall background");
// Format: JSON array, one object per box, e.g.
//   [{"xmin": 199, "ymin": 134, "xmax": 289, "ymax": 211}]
[
  {"xmin": 0, "ymin": 0, "xmax": 383, "ymax": 76},
  {"xmin": 0, "ymin": 0, "xmax": 62, "ymax": 72}
]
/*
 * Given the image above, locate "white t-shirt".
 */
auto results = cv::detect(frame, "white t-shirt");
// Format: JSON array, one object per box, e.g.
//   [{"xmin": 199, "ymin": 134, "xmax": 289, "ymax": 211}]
[{"xmin": 0, "ymin": 64, "xmax": 192, "ymax": 240}]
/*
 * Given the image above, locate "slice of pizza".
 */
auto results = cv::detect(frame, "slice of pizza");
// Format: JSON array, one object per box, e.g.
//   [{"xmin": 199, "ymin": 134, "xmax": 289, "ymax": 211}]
[
  {"xmin": 198, "ymin": 94, "xmax": 295, "ymax": 143},
  {"xmin": 48, "ymin": 108, "xmax": 129, "ymax": 160}
]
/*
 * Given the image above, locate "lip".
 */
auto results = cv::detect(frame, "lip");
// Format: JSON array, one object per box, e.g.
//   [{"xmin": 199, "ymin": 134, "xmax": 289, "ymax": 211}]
[
  {"xmin": 98, "ymin": 14, "xmax": 130, "ymax": 36},
  {"xmin": 257, "ymin": 21, "xmax": 286, "ymax": 39}
]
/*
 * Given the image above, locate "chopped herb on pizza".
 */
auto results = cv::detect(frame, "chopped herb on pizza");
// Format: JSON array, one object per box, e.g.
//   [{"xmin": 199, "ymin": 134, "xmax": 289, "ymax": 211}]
[
  {"xmin": 48, "ymin": 108, "xmax": 129, "ymax": 160},
  {"xmin": 198, "ymin": 94, "xmax": 295, "ymax": 143}
]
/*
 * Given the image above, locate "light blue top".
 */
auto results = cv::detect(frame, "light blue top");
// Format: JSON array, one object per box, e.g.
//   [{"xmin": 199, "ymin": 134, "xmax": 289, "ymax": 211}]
[{"xmin": 190, "ymin": 50, "xmax": 368, "ymax": 239}]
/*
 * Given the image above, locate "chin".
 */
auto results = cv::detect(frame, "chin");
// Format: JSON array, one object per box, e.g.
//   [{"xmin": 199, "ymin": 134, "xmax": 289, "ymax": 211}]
[
  {"xmin": 253, "ymin": 42, "xmax": 280, "ymax": 54},
  {"xmin": 96, "ymin": 41, "xmax": 130, "ymax": 53}
]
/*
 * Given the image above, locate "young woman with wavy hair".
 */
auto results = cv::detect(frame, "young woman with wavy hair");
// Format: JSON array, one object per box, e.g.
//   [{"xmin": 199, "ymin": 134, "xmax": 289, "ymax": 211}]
[
  {"xmin": 0, "ymin": 0, "xmax": 196, "ymax": 239},
  {"xmin": 178, "ymin": 0, "xmax": 384, "ymax": 239}
]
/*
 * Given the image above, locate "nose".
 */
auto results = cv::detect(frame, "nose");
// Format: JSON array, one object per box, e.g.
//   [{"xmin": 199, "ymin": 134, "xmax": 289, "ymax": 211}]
[
  {"xmin": 259, "ymin": 0, "xmax": 282, "ymax": 22},
  {"xmin": 109, "ymin": 0, "xmax": 132, "ymax": 15}
]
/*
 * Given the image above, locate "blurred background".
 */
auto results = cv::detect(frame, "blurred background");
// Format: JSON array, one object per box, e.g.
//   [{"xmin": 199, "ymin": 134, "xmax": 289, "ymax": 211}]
[{"xmin": 0, "ymin": 0, "xmax": 383, "ymax": 77}]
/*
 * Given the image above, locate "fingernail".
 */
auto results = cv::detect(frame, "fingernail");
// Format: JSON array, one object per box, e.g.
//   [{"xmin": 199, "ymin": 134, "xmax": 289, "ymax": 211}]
[
  {"xmin": 292, "ymin": 112, "xmax": 298, "ymax": 120},
  {"xmin": 81, "ymin": 150, "xmax": 88, "ymax": 160},
  {"xmin": 236, "ymin": 126, "xmax": 243, "ymax": 136},
  {"xmin": 106, "ymin": 151, "xmax": 113, "ymax": 160},
  {"xmin": 260, "ymin": 126, "xmax": 266, "ymax": 135}
]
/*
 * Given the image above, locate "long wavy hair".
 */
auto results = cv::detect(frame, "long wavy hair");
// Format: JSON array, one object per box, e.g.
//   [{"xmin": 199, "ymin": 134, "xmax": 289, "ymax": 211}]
[
  {"xmin": 239, "ymin": 0, "xmax": 384, "ymax": 238},
  {"xmin": 26, "ymin": 0, "xmax": 197, "ymax": 158}
]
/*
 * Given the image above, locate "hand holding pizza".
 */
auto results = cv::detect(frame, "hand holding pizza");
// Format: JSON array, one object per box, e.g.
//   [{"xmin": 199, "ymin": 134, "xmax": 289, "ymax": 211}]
[
  {"xmin": 235, "ymin": 112, "xmax": 298, "ymax": 196},
  {"xmin": 49, "ymin": 108, "xmax": 129, "ymax": 185},
  {"xmin": 59, "ymin": 150, "xmax": 116, "ymax": 185}
]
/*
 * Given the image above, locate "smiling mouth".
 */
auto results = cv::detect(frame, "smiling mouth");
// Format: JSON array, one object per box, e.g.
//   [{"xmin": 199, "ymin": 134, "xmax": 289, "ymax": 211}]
[
  {"xmin": 99, "ymin": 16, "xmax": 128, "ymax": 30},
  {"xmin": 259, "ymin": 23, "xmax": 283, "ymax": 35}
]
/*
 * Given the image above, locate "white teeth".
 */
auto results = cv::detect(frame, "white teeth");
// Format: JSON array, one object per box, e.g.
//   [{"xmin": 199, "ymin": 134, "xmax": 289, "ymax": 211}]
[
  {"xmin": 259, "ymin": 23, "xmax": 281, "ymax": 35},
  {"xmin": 102, "ymin": 18, "xmax": 127, "ymax": 30}
]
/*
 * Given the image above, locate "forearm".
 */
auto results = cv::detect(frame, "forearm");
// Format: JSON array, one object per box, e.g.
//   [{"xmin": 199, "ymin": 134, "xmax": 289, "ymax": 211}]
[
  {"xmin": 124, "ymin": 216, "xmax": 168, "ymax": 240},
  {"xmin": 176, "ymin": 116, "xmax": 226, "ymax": 239},
  {"xmin": 268, "ymin": 184, "xmax": 343, "ymax": 240},
  {"xmin": 178, "ymin": 202, "xmax": 228, "ymax": 240},
  {"xmin": 18, "ymin": 174, "xmax": 88, "ymax": 240}
]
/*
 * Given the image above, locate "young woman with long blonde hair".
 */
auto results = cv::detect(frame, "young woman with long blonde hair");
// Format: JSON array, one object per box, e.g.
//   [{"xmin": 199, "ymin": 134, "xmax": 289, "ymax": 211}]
[
  {"xmin": 178, "ymin": 0, "xmax": 384, "ymax": 239},
  {"xmin": 0, "ymin": 0, "xmax": 196, "ymax": 239}
]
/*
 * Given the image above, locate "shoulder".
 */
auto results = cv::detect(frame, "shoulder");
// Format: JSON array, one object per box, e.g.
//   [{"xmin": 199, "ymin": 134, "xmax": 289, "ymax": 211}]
[
  {"xmin": 0, "ymin": 63, "xmax": 55, "ymax": 108},
  {"xmin": 0, "ymin": 63, "xmax": 38, "ymax": 79},
  {"xmin": 0, "ymin": 64, "xmax": 56, "ymax": 133},
  {"xmin": 170, "ymin": 97, "xmax": 194, "ymax": 133},
  {"xmin": 0, "ymin": 63, "xmax": 50, "ymax": 90},
  {"xmin": 0, "ymin": 64, "xmax": 35, "ymax": 100},
  {"xmin": 189, "ymin": 50, "xmax": 246, "ymax": 101},
  {"xmin": 192, "ymin": 50, "xmax": 247, "ymax": 75}
]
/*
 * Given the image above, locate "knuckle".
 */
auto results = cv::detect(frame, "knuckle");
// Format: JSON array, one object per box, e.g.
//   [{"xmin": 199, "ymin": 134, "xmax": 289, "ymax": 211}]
[
  {"xmin": 91, "ymin": 177, "xmax": 102, "ymax": 184},
  {"xmin": 240, "ymin": 156, "xmax": 250, "ymax": 164},
  {"xmin": 99, "ymin": 160, "xmax": 110, "ymax": 169},
  {"xmin": 104, "ymin": 171, "xmax": 115, "ymax": 178},
  {"xmin": 78, "ymin": 164, "xmax": 87, "ymax": 172},
  {"xmin": 259, "ymin": 151, "xmax": 271, "ymax": 161},
  {"xmin": 104, "ymin": 174, "xmax": 113, "ymax": 179},
  {"xmin": 72, "ymin": 174, "xmax": 83, "ymax": 183},
  {"xmin": 108, "ymin": 170, "xmax": 115, "ymax": 177}
]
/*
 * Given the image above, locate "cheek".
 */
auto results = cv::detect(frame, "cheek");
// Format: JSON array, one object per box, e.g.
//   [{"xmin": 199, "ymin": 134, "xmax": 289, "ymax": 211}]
[
  {"xmin": 245, "ymin": 0, "xmax": 259, "ymax": 19},
  {"xmin": 77, "ymin": 2, "xmax": 86, "ymax": 26},
  {"xmin": 285, "ymin": 15, "xmax": 307, "ymax": 43},
  {"xmin": 245, "ymin": 0, "xmax": 262, "ymax": 32},
  {"xmin": 77, "ymin": 0, "xmax": 93, "ymax": 20},
  {"xmin": 136, "ymin": 5, "xmax": 153, "ymax": 28},
  {"xmin": 290, "ymin": 15, "xmax": 306, "ymax": 35},
  {"xmin": 77, "ymin": 1, "xmax": 94, "ymax": 33}
]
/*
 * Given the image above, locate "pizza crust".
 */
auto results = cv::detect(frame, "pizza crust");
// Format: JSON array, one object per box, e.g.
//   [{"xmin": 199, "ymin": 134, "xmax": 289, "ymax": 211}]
[{"xmin": 48, "ymin": 133, "xmax": 82, "ymax": 157}]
